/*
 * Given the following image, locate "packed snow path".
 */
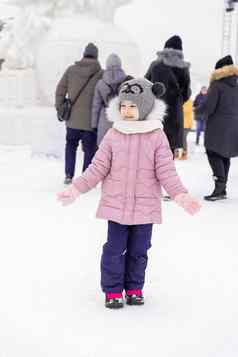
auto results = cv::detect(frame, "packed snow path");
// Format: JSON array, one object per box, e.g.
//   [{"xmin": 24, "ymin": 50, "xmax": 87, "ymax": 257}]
[{"xmin": 0, "ymin": 141, "xmax": 238, "ymax": 357}]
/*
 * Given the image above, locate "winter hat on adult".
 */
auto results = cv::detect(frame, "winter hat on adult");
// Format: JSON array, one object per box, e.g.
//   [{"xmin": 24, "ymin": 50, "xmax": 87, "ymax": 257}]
[
  {"xmin": 83, "ymin": 43, "xmax": 98, "ymax": 59},
  {"xmin": 164, "ymin": 35, "xmax": 183, "ymax": 51},
  {"xmin": 215, "ymin": 55, "xmax": 233, "ymax": 69},
  {"xmin": 106, "ymin": 53, "xmax": 122, "ymax": 69},
  {"xmin": 119, "ymin": 78, "xmax": 166, "ymax": 120}
]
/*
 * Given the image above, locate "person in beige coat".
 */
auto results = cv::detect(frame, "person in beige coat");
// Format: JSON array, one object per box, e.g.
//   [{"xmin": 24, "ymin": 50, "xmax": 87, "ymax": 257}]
[{"xmin": 55, "ymin": 43, "xmax": 103, "ymax": 184}]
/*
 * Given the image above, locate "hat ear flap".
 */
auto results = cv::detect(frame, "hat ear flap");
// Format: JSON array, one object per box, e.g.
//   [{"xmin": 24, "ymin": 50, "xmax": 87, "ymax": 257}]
[{"xmin": 152, "ymin": 82, "xmax": 166, "ymax": 98}]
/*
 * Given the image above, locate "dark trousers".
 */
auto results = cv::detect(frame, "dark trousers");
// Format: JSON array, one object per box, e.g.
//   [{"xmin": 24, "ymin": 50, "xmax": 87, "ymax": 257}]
[
  {"xmin": 206, "ymin": 150, "xmax": 230, "ymax": 185},
  {"xmin": 101, "ymin": 221, "xmax": 153, "ymax": 293},
  {"xmin": 196, "ymin": 120, "xmax": 204, "ymax": 145},
  {"xmin": 183, "ymin": 128, "xmax": 190, "ymax": 151},
  {"xmin": 65, "ymin": 128, "xmax": 97, "ymax": 177}
]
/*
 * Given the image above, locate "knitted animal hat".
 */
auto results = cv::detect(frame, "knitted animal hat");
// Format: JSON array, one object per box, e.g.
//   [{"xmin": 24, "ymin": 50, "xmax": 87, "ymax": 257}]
[{"xmin": 118, "ymin": 78, "xmax": 166, "ymax": 120}]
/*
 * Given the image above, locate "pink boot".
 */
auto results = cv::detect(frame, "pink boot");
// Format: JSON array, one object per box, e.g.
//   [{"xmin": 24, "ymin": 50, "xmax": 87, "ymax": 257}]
[
  {"xmin": 105, "ymin": 292, "xmax": 123, "ymax": 309},
  {"xmin": 125, "ymin": 290, "xmax": 144, "ymax": 305}
]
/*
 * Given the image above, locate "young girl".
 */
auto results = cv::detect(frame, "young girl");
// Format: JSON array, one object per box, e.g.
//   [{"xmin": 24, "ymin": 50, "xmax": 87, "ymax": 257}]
[{"xmin": 58, "ymin": 78, "xmax": 201, "ymax": 309}]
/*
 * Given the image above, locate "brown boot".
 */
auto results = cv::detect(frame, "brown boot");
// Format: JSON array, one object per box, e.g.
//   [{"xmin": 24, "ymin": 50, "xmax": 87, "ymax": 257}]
[
  {"xmin": 174, "ymin": 148, "xmax": 183, "ymax": 160},
  {"xmin": 180, "ymin": 151, "xmax": 187, "ymax": 160}
]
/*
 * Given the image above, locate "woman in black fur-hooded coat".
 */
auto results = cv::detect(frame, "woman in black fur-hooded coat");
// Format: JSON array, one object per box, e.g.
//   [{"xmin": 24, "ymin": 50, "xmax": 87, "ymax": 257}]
[
  {"xmin": 195, "ymin": 55, "xmax": 238, "ymax": 201},
  {"xmin": 145, "ymin": 35, "xmax": 191, "ymax": 152}
]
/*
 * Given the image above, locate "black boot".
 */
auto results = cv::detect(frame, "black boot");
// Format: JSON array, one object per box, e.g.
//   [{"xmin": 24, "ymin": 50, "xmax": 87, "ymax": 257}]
[
  {"xmin": 204, "ymin": 179, "xmax": 227, "ymax": 201},
  {"xmin": 64, "ymin": 176, "xmax": 72, "ymax": 185},
  {"xmin": 162, "ymin": 195, "xmax": 171, "ymax": 202},
  {"xmin": 222, "ymin": 188, "xmax": 227, "ymax": 197}
]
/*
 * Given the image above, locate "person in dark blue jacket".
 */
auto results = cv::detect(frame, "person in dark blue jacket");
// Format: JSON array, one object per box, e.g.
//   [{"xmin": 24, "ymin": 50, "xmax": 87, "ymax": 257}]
[{"xmin": 193, "ymin": 86, "xmax": 207, "ymax": 145}]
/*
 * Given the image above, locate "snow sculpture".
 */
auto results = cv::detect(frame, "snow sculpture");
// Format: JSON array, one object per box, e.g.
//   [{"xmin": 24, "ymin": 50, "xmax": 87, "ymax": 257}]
[
  {"xmin": 0, "ymin": 6, "xmax": 51, "ymax": 69},
  {"xmin": 0, "ymin": 0, "xmax": 131, "ymax": 69},
  {"xmin": 0, "ymin": 0, "xmax": 140, "ymax": 156}
]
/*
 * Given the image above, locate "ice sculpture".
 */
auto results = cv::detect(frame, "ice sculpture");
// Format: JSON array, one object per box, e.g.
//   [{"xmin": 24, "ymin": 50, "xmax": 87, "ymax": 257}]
[
  {"xmin": 0, "ymin": 0, "xmax": 140, "ymax": 155},
  {"xmin": 0, "ymin": 0, "xmax": 132, "ymax": 70},
  {"xmin": 0, "ymin": 7, "xmax": 51, "ymax": 69}
]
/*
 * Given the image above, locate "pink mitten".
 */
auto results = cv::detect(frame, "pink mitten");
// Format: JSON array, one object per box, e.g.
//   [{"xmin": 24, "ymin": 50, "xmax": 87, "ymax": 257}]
[
  {"xmin": 57, "ymin": 184, "xmax": 80, "ymax": 206},
  {"xmin": 174, "ymin": 193, "xmax": 201, "ymax": 215}
]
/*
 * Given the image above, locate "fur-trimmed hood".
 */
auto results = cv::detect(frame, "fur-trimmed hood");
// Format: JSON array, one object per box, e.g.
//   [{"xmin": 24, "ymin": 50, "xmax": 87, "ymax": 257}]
[
  {"xmin": 210, "ymin": 65, "xmax": 238, "ymax": 83},
  {"xmin": 106, "ymin": 97, "xmax": 166, "ymax": 134},
  {"xmin": 156, "ymin": 48, "xmax": 190, "ymax": 69}
]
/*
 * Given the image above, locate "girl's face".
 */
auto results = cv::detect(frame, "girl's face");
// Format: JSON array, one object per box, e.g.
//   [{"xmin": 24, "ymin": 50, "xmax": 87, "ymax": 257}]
[{"xmin": 120, "ymin": 101, "xmax": 139, "ymax": 121}]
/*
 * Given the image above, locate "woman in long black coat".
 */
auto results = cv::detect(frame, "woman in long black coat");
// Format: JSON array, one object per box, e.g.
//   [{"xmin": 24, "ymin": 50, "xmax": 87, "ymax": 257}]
[
  {"xmin": 145, "ymin": 35, "xmax": 191, "ymax": 153},
  {"xmin": 195, "ymin": 55, "xmax": 238, "ymax": 201}
]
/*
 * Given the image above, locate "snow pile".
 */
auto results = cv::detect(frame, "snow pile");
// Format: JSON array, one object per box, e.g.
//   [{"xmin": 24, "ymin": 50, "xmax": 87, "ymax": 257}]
[
  {"xmin": 0, "ymin": 107, "xmax": 64, "ymax": 156},
  {"xmin": 0, "ymin": 137, "xmax": 238, "ymax": 357}
]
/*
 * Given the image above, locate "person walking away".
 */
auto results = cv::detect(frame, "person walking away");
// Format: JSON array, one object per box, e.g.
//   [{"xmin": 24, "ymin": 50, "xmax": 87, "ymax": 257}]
[
  {"xmin": 145, "ymin": 35, "xmax": 191, "ymax": 156},
  {"xmin": 58, "ymin": 78, "xmax": 201, "ymax": 309},
  {"xmin": 195, "ymin": 55, "xmax": 238, "ymax": 201},
  {"xmin": 55, "ymin": 43, "xmax": 103, "ymax": 184},
  {"xmin": 91, "ymin": 53, "xmax": 132, "ymax": 145},
  {"xmin": 193, "ymin": 86, "xmax": 207, "ymax": 145}
]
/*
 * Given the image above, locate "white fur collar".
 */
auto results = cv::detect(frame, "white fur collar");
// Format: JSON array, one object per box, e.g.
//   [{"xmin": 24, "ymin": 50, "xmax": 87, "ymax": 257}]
[
  {"xmin": 106, "ymin": 97, "xmax": 166, "ymax": 134},
  {"xmin": 113, "ymin": 119, "xmax": 163, "ymax": 134}
]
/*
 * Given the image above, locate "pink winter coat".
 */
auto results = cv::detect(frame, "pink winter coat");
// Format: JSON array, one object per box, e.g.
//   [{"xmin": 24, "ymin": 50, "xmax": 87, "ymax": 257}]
[{"xmin": 73, "ymin": 96, "xmax": 187, "ymax": 225}]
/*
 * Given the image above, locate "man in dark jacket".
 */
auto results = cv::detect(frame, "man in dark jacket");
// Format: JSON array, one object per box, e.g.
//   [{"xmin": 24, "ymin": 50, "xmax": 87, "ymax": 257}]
[
  {"xmin": 193, "ymin": 86, "xmax": 207, "ymax": 145},
  {"xmin": 145, "ymin": 35, "xmax": 191, "ymax": 154},
  {"xmin": 55, "ymin": 43, "xmax": 103, "ymax": 184},
  {"xmin": 195, "ymin": 55, "xmax": 238, "ymax": 201}
]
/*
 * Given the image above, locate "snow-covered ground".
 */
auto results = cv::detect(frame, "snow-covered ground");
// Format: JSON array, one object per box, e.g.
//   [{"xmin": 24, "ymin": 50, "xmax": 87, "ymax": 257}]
[{"xmin": 1, "ymin": 135, "xmax": 238, "ymax": 357}]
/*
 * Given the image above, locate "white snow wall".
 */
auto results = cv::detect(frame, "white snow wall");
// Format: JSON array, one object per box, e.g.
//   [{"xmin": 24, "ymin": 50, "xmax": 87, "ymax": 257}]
[{"xmin": 0, "ymin": 107, "xmax": 65, "ymax": 157}]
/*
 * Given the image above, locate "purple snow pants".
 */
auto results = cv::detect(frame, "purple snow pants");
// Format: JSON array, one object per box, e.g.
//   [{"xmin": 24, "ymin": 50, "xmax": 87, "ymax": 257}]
[
  {"xmin": 101, "ymin": 221, "xmax": 153, "ymax": 293},
  {"xmin": 65, "ymin": 128, "xmax": 97, "ymax": 178}
]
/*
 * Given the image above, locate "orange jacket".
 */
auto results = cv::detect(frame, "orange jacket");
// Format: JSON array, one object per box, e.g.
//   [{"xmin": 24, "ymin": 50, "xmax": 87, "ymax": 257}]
[{"xmin": 183, "ymin": 99, "xmax": 194, "ymax": 129}]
